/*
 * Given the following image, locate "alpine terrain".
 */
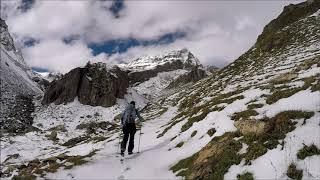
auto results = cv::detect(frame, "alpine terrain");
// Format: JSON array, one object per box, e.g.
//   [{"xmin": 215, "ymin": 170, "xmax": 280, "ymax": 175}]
[{"xmin": 1, "ymin": 1, "xmax": 320, "ymax": 179}]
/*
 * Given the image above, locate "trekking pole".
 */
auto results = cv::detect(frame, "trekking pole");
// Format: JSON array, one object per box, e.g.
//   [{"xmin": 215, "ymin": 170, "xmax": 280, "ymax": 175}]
[
  {"xmin": 117, "ymin": 131, "xmax": 121, "ymax": 154},
  {"xmin": 137, "ymin": 128, "xmax": 142, "ymax": 153}
]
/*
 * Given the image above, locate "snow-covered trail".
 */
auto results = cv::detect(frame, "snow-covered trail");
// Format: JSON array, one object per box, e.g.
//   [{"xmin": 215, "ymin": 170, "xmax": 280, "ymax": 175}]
[{"xmin": 47, "ymin": 107, "xmax": 182, "ymax": 179}]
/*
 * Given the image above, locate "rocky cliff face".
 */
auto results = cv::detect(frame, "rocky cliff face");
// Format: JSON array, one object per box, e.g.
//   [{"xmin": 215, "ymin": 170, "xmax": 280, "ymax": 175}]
[
  {"xmin": 0, "ymin": 18, "xmax": 15, "ymax": 52},
  {"xmin": 0, "ymin": 18, "xmax": 43, "ymax": 134},
  {"xmin": 42, "ymin": 63, "xmax": 129, "ymax": 107}
]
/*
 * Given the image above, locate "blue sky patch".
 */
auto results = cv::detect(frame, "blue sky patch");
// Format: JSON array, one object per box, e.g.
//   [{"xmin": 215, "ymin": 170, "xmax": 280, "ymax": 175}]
[
  {"xmin": 18, "ymin": 0, "xmax": 35, "ymax": 13},
  {"xmin": 89, "ymin": 31, "xmax": 186, "ymax": 56},
  {"xmin": 32, "ymin": 67, "xmax": 49, "ymax": 73},
  {"xmin": 23, "ymin": 38, "xmax": 39, "ymax": 47},
  {"xmin": 109, "ymin": 0, "xmax": 125, "ymax": 18}
]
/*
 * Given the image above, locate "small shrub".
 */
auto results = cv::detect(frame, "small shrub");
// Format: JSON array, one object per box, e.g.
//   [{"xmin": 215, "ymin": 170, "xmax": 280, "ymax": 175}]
[
  {"xmin": 48, "ymin": 124, "xmax": 67, "ymax": 132},
  {"xmin": 207, "ymin": 128, "xmax": 216, "ymax": 137},
  {"xmin": 176, "ymin": 142, "xmax": 184, "ymax": 148},
  {"xmin": 287, "ymin": 163, "xmax": 303, "ymax": 180},
  {"xmin": 191, "ymin": 130, "xmax": 197, "ymax": 137},
  {"xmin": 46, "ymin": 130, "xmax": 58, "ymax": 141},
  {"xmin": 170, "ymin": 136, "xmax": 177, "ymax": 141},
  {"xmin": 297, "ymin": 144, "xmax": 320, "ymax": 160}
]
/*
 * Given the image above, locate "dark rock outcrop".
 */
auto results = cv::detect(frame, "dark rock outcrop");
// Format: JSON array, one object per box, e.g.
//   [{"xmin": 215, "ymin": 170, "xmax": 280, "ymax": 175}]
[
  {"xmin": 42, "ymin": 63, "xmax": 129, "ymax": 107},
  {"xmin": 0, "ymin": 95, "xmax": 38, "ymax": 134},
  {"xmin": 167, "ymin": 66, "xmax": 207, "ymax": 89},
  {"xmin": 78, "ymin": 64, "xmax": 129, "ymax": 107}
]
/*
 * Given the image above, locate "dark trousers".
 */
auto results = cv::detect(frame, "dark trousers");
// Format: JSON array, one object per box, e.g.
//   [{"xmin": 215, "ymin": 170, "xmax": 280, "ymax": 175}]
[{"xmin": 121, "ymin": 123, "xmax": 136, "ymax": 153}]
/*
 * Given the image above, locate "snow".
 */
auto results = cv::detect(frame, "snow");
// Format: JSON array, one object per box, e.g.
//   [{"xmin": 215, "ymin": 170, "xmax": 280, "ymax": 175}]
[
  {"xmin": 258, "ymin": 89, "xmax": 320, "ymax": 118},
  {"xmin": 133, "ymin": 69, "xmax": 188, "ymax": 98},
  {"xmin": 45, "ymin": 107, "xmax": 181, "ymax": 179}
]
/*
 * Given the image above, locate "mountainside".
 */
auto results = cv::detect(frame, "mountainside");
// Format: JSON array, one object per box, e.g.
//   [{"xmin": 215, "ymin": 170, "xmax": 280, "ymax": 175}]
[
  {"xmin": 0, "ymin": 18, "xmax": 43, "ymax": 134},
  {"xmin": 1, "ymin": 1, "xmax": 319, "ymax": 179},
  {"xmin": 42, "ymin": 48, "xmax": 206, "ymax": 107},
  {"xmin": 162, "ymin": 1, "xmax": 320, "ymax": 179}
]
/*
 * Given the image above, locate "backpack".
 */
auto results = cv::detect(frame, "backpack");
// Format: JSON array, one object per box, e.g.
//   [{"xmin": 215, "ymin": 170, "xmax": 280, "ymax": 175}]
[{"xmin": 124, "ymin": 105, "xmax": 136, "ymax": 124}]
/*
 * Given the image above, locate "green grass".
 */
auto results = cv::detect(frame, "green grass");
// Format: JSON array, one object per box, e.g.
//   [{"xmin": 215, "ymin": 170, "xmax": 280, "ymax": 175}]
[
  {"xmin": 266, "ymin": 76, "xmax": 316, "ymax": 104},
  {"xmin": 266, "ymin": 87, "xmax": 302, "ymax": 104},
  {"xmin": 181, "ymin": 109, "xmax": 210, "ymax": 132},
  {"xmin": 243, "ymin": 142, "xmax": 267, "ymax": 164},
  {"xmin": 247, "ymin": 103, "xmax": 264, "ymax": 109},
  {"xmin": 287, "ymin": 163, "xmax": 303, "ymax": 180},
  {"xmin": 62, "ymin": 136, "xmax": 90, "ymax": 147},
  {"xmin": 297, "ymin": 144, "xmax": 320, "ymax": 160},
  {"xmin": 171, "ymin": 133, "xmax": 242, "ymax": 179},
  {"xmin": 231, "ymin": 109, "xmax": 259, "ymax": 121},
  {"xmin": 237, "ymin": 172, "xmax": 254, "ymax": 180}
]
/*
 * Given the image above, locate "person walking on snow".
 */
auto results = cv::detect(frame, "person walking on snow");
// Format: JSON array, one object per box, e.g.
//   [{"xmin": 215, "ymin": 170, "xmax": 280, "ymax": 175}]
[{"xmin": 120, "ymin": 101, "xmax": 143, "ymax": 156}]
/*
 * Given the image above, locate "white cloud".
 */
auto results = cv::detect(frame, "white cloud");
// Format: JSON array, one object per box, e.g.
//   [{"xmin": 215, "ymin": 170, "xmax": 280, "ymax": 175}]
[
  {"xmin": 22, "ymin": 39, "xmax": 107, "ymax": 73},
  {"xmin": 3, "ymin": 0, "xmax": 303, "ymax": 73}
]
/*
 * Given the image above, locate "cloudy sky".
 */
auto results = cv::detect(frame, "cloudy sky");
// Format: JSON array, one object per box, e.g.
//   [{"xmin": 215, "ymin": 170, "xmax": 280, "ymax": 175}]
[{"xmin": 1, "ymin": 0, "xmax": 301, "ymax": 73}]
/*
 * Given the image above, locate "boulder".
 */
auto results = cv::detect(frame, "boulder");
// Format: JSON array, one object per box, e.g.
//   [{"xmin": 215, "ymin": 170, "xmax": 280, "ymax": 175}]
[{"xmin": 234, "ymin": 119, "xmax": 270, "ymax": 136}]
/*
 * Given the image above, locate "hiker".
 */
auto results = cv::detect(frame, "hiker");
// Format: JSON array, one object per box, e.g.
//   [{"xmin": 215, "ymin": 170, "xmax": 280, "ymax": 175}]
[{"xmin": 120, "ymin": 101, "xmax": 144, "ymax": 156}]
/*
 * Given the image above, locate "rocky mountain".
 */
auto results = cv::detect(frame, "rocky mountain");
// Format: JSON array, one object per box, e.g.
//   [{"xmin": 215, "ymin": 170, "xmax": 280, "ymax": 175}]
[
  {"xmin": 0, "ymin": 18, "xmax": 43, "ymax": 134},
  {"xmin": 35, "ymin": 72, "xmax": 63, "ymax": 83},
  {"xmin": 1, "ymin": 1, "xmax": 319, "ymax": 179},
  {"xmin": 121, "ymin": 48, "xmax": 203, "ymax": 84},
  {"xmin": 42, "ymin": 48, "xmax": 206, "ymax": 107}
]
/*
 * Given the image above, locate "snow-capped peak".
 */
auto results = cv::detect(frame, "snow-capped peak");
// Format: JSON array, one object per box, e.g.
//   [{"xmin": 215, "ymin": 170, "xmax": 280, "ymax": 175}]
[{"xmin": 120, "ymin": 48, "xmax": 201, "ymax": 71}]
